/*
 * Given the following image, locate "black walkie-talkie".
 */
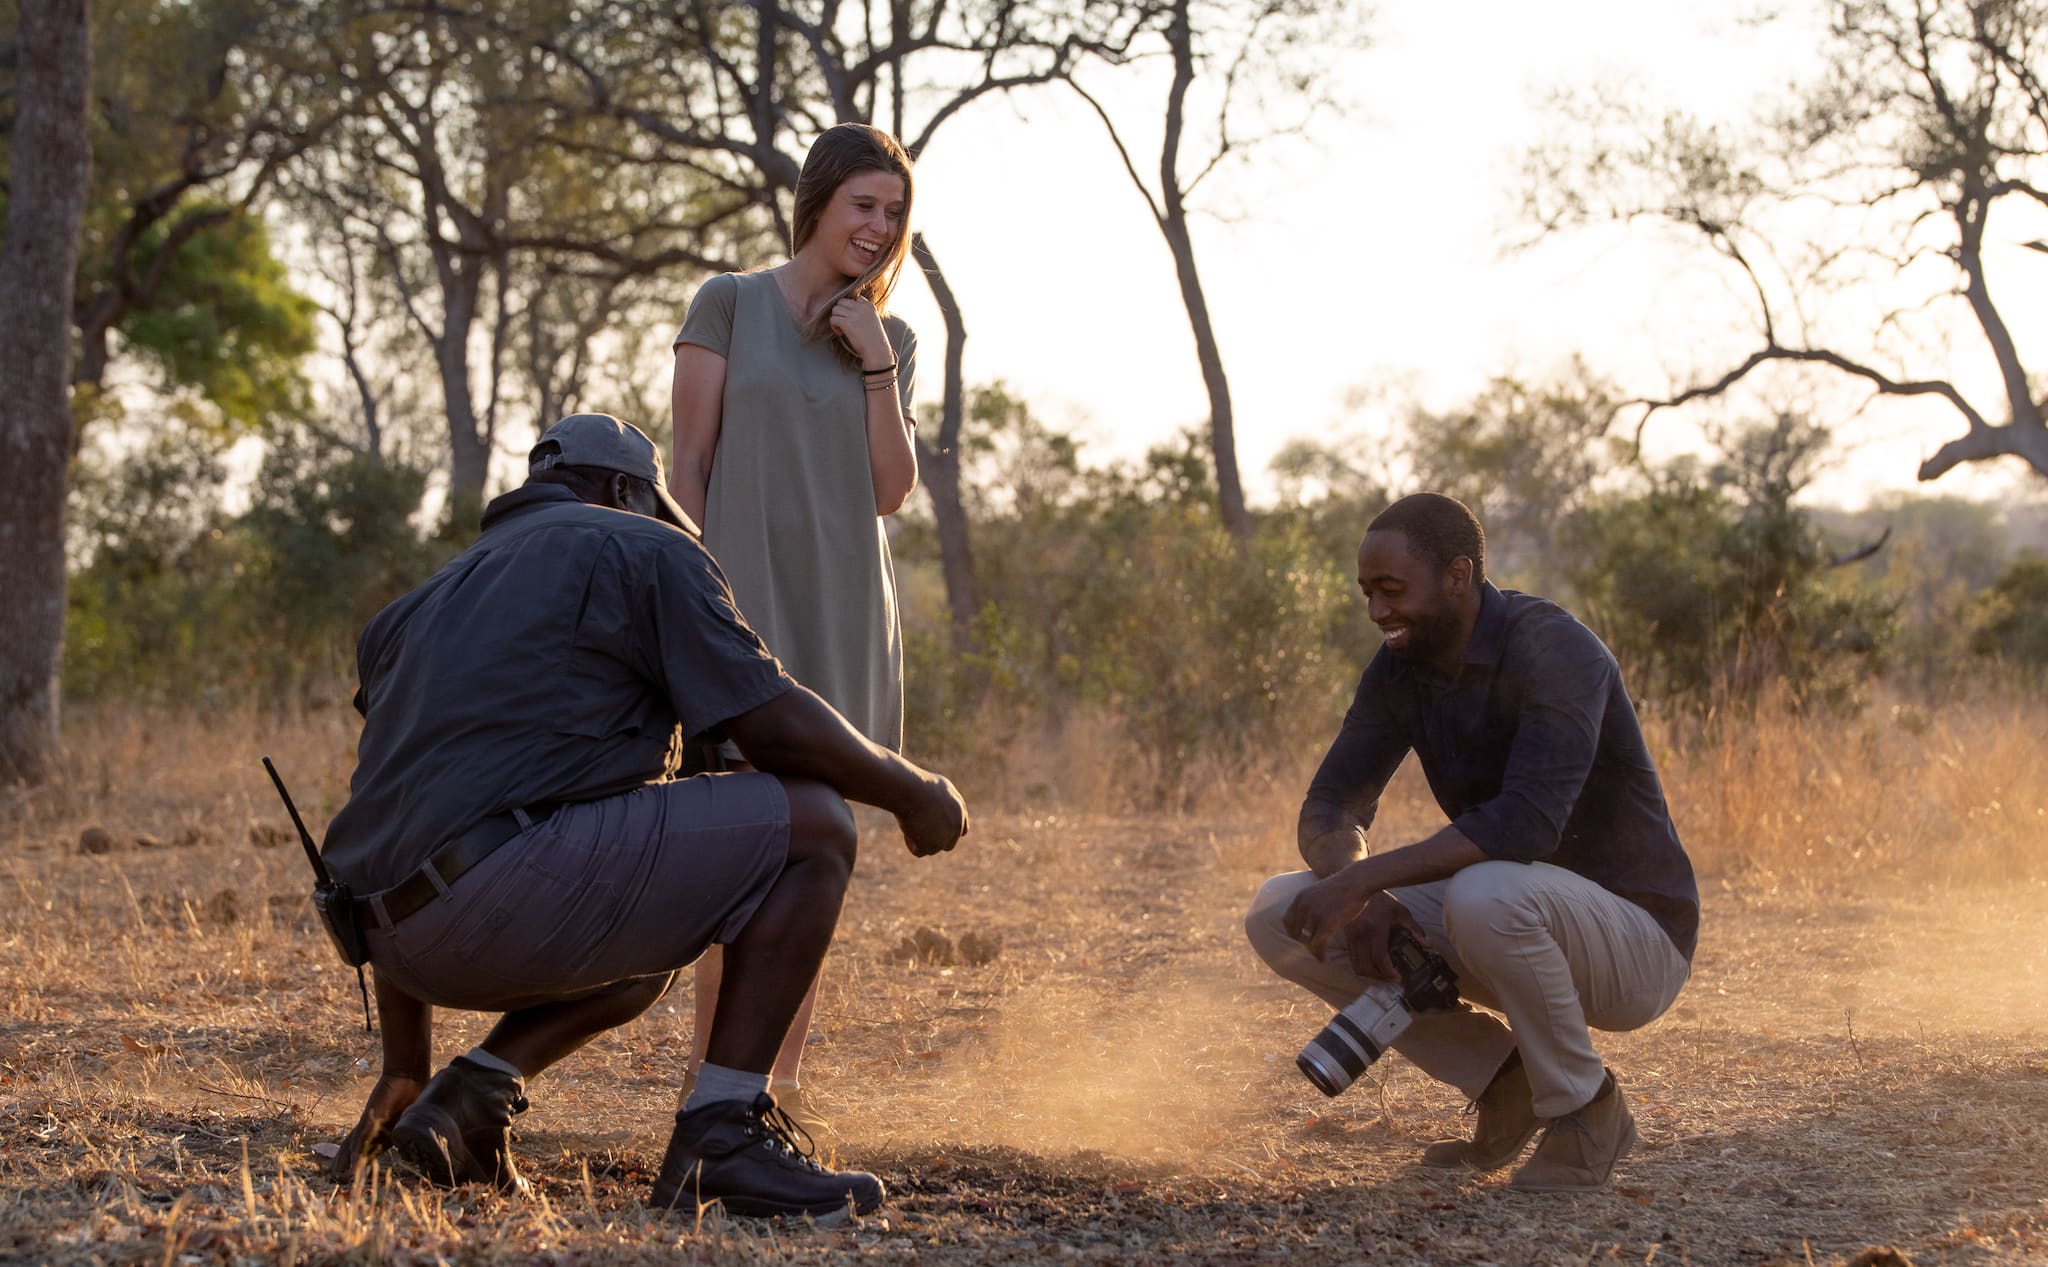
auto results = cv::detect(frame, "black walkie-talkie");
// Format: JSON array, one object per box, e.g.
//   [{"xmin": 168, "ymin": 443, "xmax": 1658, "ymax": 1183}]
[{"xmin": 261, "ymin": 757, "xmax": 372, "ymax": 1032}]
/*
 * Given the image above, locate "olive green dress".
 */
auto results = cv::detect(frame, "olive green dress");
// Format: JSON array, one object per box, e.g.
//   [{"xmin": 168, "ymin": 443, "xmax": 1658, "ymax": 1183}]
[{"xmin": 673, "ymin": 270, "xmax": 917, "ymax": 748}]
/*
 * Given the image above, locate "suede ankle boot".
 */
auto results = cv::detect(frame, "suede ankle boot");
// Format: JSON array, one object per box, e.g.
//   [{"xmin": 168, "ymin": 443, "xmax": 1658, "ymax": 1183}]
[
  {"xmin": 1510, "ymin": 1068, "xmax": 1638, "ymax": 1193},
  {"xmin": 1420, "ymin": 1050, "xmax": 1538, "ymax": 1172}
]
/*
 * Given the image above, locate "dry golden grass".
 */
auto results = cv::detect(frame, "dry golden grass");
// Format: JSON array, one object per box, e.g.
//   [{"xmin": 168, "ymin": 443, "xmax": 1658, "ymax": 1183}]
[
  {"xmin": 1, "ymin": 691, "xmax": 2045, "ymax": 1265},
  {"xmin": 1658, "ymin": 690, "xmax": 2048, "ymax": 893}
]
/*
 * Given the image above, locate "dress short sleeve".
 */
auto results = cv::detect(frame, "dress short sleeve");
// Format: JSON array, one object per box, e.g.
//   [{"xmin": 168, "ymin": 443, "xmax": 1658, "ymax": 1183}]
[
  {"xmin": 888, "ymin": 319, "xmax": 918, "ymax": 415},
  {"xmin": 674, "ymin": 272, "xmax": 741, "ymax": 358}
]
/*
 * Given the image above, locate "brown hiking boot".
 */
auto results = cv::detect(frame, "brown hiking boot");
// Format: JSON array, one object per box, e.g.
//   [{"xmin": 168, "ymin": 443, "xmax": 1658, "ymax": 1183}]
[
  {"xmin": 1420, "ymin": 1050, "xmax": 1538, "ymax": 1171},
  {"xmin": 650, "ymin": 1093, "xmax": 883, "ymax": 1223},
  {"xmin": 1510, "ymin": 1068, "xmax": 1639, "ymax": 1193},
  {"xmin": 390, "ymin": 1056, "xmax": 531, "ymax": 1194}
]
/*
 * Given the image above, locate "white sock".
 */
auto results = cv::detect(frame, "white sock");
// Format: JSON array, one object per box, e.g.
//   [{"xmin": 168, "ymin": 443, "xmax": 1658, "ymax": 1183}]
[{"xmin": 684, "ymin": 1061, "xmax": 769, "ymax": 1112}]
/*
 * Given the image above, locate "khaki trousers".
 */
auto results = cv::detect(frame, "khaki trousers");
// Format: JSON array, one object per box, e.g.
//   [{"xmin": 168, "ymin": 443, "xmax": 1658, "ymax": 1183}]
[{"xmin": 1245, "ymin": 861, "xmax": 1690, "ymax": 1117}]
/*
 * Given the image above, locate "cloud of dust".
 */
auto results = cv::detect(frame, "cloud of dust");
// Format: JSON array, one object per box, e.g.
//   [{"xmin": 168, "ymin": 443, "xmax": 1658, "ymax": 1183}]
[
  {"xmin": 1729, "ymin": 882, "xmax": 2048, "ymax": 1041},
  {"xmin": 856, "ymin": 970, "xmax": 1310, "ymax": 1163}
]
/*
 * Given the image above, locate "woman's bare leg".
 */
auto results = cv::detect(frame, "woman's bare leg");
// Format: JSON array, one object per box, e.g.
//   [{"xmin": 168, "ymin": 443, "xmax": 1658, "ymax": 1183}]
[{"xmin": 691, "ymin": 949, "xmax": 821, "ymax": 1083}]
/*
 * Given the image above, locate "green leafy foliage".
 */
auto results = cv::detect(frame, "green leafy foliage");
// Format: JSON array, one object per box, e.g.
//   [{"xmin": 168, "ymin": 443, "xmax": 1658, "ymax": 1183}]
[
  {"xmin": 65, "ymin": 421, "xmax": 445, "ymax": 703},
  {"xmin": 56, "ymin": 364, "xmax": 2025, "ymax": 791},
  {"xmin": 115, "ymin": 207, "xmax": 317, "ymax": 431},
  {"xmin": 236, "ymin": 430, "xmax": 446, "ymax": 691},
  {"xmin": 904, "ymin": 393, "xmax": 1922, "ymax": 791},
  {"xmin": 1559, "ymin": 417, "xmax": 1899, "ymax": 711},
  {"xmin": 903, "ymin": 418, "xmax": 1369, "ymax": 804},
  {"xmin": 64, "ymin": 410, "xmax": 253, "ymax": 699},
  {"xmin": 1564, "ymin": 480, "xmax": 1894, "ymax": 709}
]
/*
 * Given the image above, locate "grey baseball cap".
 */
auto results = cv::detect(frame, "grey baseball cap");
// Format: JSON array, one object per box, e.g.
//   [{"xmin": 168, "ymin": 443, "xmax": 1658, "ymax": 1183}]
[{"xmin": 529, "ymin": 412, "xmax": 698, "ymax": 536}]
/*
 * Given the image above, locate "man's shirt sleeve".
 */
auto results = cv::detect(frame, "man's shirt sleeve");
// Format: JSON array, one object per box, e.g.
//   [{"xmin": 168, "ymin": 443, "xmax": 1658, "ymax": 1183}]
[
  {"xmin": 622, "ymin": 534, "xmax": 794, "ymax": 740},
  {"xmin": 1452, "ymin": 618, "xmax": 1613, "ymax": 861},
  {"xmin": 1298, "ymin": 658, "xmax": 1411, "ymax": 853}
]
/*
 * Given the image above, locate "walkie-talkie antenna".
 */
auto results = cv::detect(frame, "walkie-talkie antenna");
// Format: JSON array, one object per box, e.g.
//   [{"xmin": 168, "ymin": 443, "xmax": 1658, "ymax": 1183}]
[
  {"xmin": 262, "ymin": 756, "xmax": 331, "ymax": 886},
  {"xmin": 261, "ymin": 756, "xmax": 372, "ymax": 1032}
]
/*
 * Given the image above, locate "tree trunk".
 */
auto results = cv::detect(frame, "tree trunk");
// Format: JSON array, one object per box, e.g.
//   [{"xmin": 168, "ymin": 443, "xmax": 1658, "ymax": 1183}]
[
  {"xmin": 909, "ymin": 233, "xmax": 979, "ymax": 650},
  {"xmin": 1161, "ymin": 203, "xmax": 1251, "ymax": 543},
  {"xmin": 1160, "ymin": 0, "xmax": 1251, "ymax": 543},
  {"xmin": 0, "ymin": 0, "xmax": 93, "ymax": 785},
  {"xmin": 436, "ymin": 265, "xmax": 490, "ymax": 530}
]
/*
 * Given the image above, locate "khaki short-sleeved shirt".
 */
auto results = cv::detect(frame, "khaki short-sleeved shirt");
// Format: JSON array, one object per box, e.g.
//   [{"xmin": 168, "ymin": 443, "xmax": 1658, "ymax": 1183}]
[
  {"xmin": 674, "ymin": 270, "xmax": 915, "ymax": 748},
  {"xmin": 323, "ymin": 484, "xmax": 794, "ymax": 891}
]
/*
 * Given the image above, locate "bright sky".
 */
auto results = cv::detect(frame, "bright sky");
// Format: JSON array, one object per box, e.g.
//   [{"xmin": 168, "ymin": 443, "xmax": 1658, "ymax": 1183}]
[{"xmin": 887, "ymin": 2, "xmax": 2048, "ymax": 510}]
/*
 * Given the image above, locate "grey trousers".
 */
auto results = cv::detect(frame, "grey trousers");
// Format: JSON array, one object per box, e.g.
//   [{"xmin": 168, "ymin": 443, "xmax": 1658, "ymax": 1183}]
[{"xmin": 1245, "ymin": 861, "xmax": 1690, "ymax": 1117}]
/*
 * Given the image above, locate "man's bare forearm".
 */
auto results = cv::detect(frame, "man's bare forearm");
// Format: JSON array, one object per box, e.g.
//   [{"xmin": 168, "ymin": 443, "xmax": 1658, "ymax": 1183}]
[
  {"xmin": 725, "ymin": 686, "xmax": 931, "ymax": 814},
  {"xmin": 1337, "ymin": 826, "xmax": 1488, "ymax": 902}
]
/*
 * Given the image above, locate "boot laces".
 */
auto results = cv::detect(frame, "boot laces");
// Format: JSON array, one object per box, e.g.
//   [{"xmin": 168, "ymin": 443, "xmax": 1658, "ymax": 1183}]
[
  {"xmin": 752, "ymin": 1100, "xmax": 825, "ymax": 1173},
  {"xmin": 1534, "ymin": 1110, "xmax": 1595, "ymax": 1149}
]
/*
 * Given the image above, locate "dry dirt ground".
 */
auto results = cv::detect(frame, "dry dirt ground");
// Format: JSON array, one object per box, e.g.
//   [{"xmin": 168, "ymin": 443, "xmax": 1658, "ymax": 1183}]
[{"xmin": 2, "ymin": 808, "xmax": 2045, "ymax": 1266}]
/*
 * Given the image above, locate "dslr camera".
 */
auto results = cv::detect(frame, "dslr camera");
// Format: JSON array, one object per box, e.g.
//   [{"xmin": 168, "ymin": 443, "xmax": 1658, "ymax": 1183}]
[{"xmin": 1297, "ymin": 925, "xmax": 1459, "ymax": 1097}]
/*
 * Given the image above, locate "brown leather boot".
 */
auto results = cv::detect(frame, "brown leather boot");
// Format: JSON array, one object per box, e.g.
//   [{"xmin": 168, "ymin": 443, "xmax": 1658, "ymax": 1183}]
[
  {"xmin": 390, "ymin": 1056, "xmax": 531, "ymax": 1194},
  {"xmin": 1420, "ymin": 1050, "xmax": 1538, "ymax": 1171},
  {"xmin": 1510, "ymin": 1068, "xmax": 1639, "ymax": 1193}
]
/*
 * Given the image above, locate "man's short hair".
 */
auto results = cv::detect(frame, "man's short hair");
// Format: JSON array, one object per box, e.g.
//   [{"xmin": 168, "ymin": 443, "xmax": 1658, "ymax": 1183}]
[
  {"xmin": 529, "ymin": 455, "xmax": 657, "ymax": 508},
  {"xmin": 1368, "ymin": 492, "xmax": 1487, "ymax": 584}
]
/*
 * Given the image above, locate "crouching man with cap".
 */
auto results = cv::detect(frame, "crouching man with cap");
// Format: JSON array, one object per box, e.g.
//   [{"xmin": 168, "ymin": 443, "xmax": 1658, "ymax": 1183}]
[{"xmin": 320, "ymin": 413, "xmax": 968, "ymax": 1221}]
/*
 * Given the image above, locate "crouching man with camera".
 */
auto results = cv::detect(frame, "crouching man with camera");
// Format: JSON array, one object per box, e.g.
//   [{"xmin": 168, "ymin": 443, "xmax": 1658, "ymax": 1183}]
[{"xmin": 1244, "ymin": 493, "xmax": 1698, "ymax": 1193}]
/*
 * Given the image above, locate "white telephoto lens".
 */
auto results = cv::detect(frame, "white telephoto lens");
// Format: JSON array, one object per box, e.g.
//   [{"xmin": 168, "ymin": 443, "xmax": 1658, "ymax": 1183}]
[{"xmin": 1297, "ymin": 983, "xmax": 1413, "ymax": 1097}]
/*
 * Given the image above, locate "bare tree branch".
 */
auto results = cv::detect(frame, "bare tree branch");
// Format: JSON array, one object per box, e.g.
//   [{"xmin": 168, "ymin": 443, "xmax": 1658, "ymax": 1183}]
[
  {"xmin": 1524, "ymin": 0, "xmax": 2048, "ymax": 485},
  {"xmin": 1068, "ymin": 80, "xmax": 1166, "ymax": 225}
]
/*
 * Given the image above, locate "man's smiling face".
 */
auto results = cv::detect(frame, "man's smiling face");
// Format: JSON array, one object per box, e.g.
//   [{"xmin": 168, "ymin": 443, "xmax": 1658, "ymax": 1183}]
[{"xmin": 1356, "ymin": 528, "xmax": 1470, "ymax": 667}]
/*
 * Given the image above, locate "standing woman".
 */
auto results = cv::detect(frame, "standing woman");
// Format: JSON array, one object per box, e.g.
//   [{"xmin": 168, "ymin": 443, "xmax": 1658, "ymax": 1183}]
[{"xmin": 669, "ymin": 124, "xmax": 920, "ymax": 1115}]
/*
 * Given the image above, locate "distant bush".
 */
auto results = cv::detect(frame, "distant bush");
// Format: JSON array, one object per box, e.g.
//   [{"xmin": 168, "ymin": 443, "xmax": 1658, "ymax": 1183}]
[
  {"xmin": 897, "ymin": 404, "xmax": 1953, "ymax": 805},
  {"xmin": 236, "ymin": 429, "xmax": 446, "ymax": 697},
  {"xmin": 903, "ymin": 430, "xmax": 1365, "ymax": 806},
  {"xmin": 1563, "ymin": 480, "xmax": 1896, "ymax": 710},
  {"xmin": 1556, "ymin": 414, "xmax": 1901, "ymax": 712},
  {"xmin": 1968, "ymin": 553, "xmax": 2048, "ymax": 671},
  {"xmin": 62, "ymin": 377, "xmax": 2033, "ymax": 816},
  {"xmin": 65, "ymin": 423, "xmax": 444, "ymax": 705}
]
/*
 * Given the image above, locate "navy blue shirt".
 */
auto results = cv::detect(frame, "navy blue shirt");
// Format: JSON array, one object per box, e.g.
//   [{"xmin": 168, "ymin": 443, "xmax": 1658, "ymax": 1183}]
[
  {"xmin": 324, "ymin": 483, "xmax": 794, "ymax": 891},
  {"xmin": 1300, "ymin": 583, "xmax": 1699, "ymax": 959}
]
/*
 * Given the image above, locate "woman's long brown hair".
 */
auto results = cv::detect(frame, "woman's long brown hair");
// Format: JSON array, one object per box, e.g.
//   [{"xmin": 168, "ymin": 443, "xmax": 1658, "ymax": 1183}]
[{"xmin": 790, "ymin": 123, "xmax": 916, "ymax": 361}]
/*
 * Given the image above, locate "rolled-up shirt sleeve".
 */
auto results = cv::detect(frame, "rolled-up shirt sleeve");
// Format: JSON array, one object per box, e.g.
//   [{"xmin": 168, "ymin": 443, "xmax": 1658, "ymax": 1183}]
[
  {"xmin": 1298, "ymin": 658, "xmax": 1411, "ymax": 854},
  {"xmin": 1451, "ymin": 622, "xmax": 1613, "ymax": 861}
]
